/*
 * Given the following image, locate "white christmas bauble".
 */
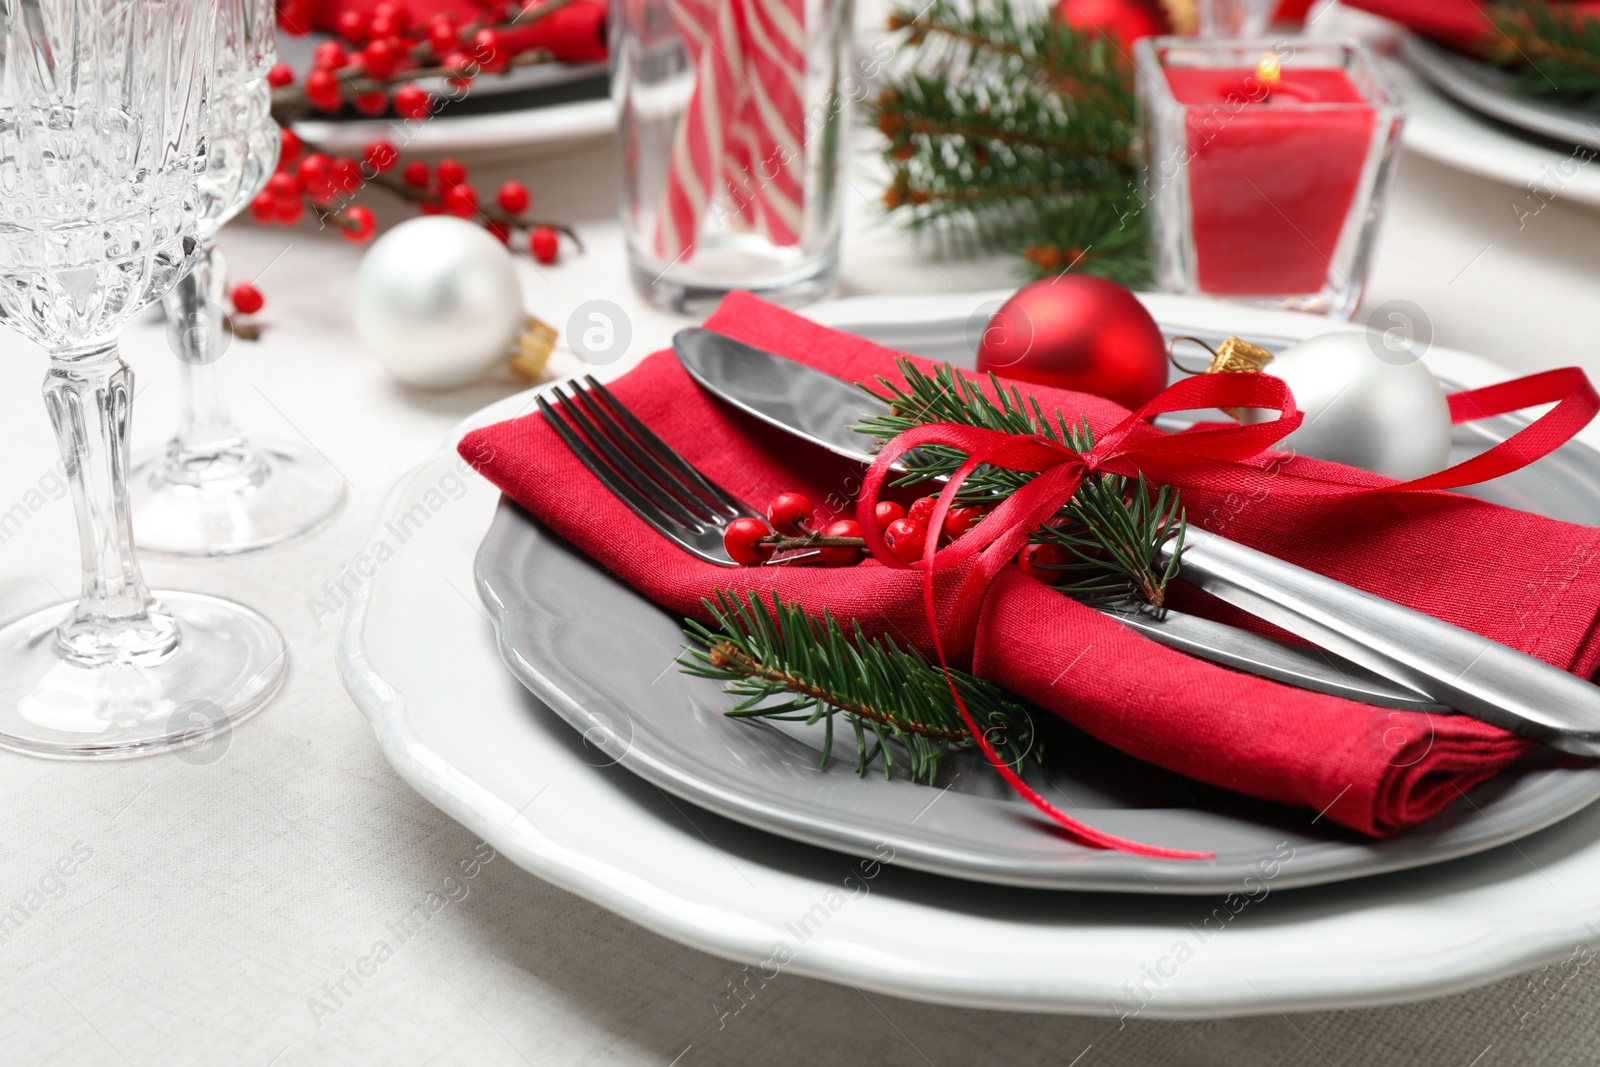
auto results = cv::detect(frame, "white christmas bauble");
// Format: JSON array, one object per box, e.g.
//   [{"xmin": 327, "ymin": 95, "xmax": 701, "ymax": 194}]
[
  {"xmin": 353, "ymin": 216, "xmax": 525, "ymax": 389},
  {"xmin": 1237, "ymin": 331, "xmax": 1452, "ymax": 480}
]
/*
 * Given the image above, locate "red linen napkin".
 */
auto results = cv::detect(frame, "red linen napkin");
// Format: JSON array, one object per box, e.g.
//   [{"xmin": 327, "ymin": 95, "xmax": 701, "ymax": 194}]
[
  {"xmin": 459, "ymin": 292, "xmax": 1600, "ymax": 843},
  {"xmin": 308, "ymin": 0, "xmax": 608, "ymax": 64},
  {"xmin": 1344, "ymin": 0, "xmax": 1600, "ymax": 55}
]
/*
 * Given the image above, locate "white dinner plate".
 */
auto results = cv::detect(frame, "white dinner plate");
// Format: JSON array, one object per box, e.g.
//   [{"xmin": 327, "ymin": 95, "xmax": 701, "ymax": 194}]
[
  {"xmin": 1402, "ymin": 35, "xmax": 1600, "ymax": 152},
  {"xmin": 290, "ymin": 96, "xmax": 614, "ymax": 156},
  {"xmin": 339, "ymin": 290, "xmax": 1600, "ymax": 1017},
  {"xmin": 1383, "ymin": 49, "xmax": 1600, "ymax": 209},
  {"xmin": 1308, "ymin": 6, "xmax": 1600, "ymax": 206}
]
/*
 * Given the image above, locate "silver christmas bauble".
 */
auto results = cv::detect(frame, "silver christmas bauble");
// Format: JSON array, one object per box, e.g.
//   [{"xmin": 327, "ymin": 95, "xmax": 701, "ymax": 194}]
[
  {"xmin": 1238, "ymin": 331, "xmax": 1452, "ymax": 480},
  {"xmin": 353, "ymin": 216, "xmax": 525, "ymax": 389}
]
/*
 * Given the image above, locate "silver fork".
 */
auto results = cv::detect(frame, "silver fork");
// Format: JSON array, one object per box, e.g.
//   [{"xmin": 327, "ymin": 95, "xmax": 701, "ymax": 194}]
[{"xmin": 536, "ymin": 376, "xmax": 756, "ymax": 566}]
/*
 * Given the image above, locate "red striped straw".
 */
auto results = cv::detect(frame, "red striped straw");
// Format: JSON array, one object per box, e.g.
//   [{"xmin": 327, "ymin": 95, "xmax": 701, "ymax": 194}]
[{"xmin": 653, "ymin": 0, "xmax": 806, "ymax": 263}]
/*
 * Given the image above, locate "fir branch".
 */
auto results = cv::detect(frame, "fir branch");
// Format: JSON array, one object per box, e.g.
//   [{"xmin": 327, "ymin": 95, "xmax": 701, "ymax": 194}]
[
  {"xmin": 1489, "ymin": 0, "xmax": 1600, "ymax": 104},
  {"xmin": 1032, "ymin": 474, "xmax": 1185, "ymax": 606},
  {"xmin": 1019, "ymin": 191, "xmax": 1149, "ymax": 284},
  {"xmin": 885, "ymin": 0, "xmax": 1136, "ymax": 119},
  {"xmin": 853, "ymin": 359, "xmax": 1185, "ymax": 607},
  {"xmin": 679, "ymin": 591, "xmax": 1036, "ymax": 785},
  {"xmin": 869, "ymin": 0, "xmax": 1147, "ymax": 283}
]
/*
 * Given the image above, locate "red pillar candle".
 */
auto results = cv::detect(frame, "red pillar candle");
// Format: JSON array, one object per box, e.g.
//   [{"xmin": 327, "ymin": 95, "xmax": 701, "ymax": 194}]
[
  {"xmin": 1167, "ymin": 65, "xmax": 1374, "ymax": 295},
  {"xmin": 1135, "ymin": 40, "xmax": 1404, "ymax": 316}
]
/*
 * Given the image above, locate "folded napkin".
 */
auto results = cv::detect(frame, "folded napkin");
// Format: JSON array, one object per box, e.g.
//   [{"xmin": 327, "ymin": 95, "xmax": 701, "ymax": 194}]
[
  {"xmin": 1345, "ymin": 0, "xmax": 1600, "ymax": 55},
  {"xmin": 460, "ymin": 293, "xmax": 1600, "ymax": 842}
]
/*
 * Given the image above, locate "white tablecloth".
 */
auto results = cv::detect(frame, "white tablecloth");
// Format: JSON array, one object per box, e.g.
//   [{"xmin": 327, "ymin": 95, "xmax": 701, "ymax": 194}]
[{"xmin": 4, "ymin": 123, "xmax": 1600, "ymax": 1066}]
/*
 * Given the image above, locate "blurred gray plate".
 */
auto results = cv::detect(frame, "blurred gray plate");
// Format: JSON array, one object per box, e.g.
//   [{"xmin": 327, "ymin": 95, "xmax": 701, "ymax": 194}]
[
  {"xmin": 275, "ymin": 34, "xmax": 613, "ymax": 154},
  {"xmin": 474, "ymin": 324, "xmax": 1600, "ymax": 893},
  {"xmin": 275, "ymin": 32, "xmax": 607, "ymax": 110},
  {"xmin": 1402, "ymin": 34, "xmax": 1600, "ymax": 151}
]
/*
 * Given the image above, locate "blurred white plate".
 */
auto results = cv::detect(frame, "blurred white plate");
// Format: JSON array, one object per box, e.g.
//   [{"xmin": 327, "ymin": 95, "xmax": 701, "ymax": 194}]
[
  {"xmin": 1402, "ymin": 35, "xmax": 1600, "ymax": 151},
  {"xmin": 291, "ymin": 98, "xmax": 613, "ymax": 155},
  {"xmin": 339, "ymin": 290, "xmax": 1600, "ymax": 1017},
  {"xmin": 1383, "ymin": 49, "xmax": 1600, "ymax": 208}
]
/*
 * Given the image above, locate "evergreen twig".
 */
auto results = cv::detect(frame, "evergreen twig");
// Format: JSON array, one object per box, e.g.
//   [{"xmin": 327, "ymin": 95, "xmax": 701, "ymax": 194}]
[
  {"xmin": 679, "ymin": 591, "xmax": 1036, "ymax": 784},
  {"xmin": 853, "ymin": 359, "xmax": 1185, "ymax": 607},
  {"xmin": 869, "ymin": 0, "xmax": 1147, "ymax": 282},
  {"xmin": 1489, "ymin": 0, "xmax": 1600, "ymax": 104}
]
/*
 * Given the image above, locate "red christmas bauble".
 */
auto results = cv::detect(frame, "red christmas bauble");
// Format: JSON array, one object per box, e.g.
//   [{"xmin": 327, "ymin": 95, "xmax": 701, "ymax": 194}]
[
  {"xmin": 975, "ymin": 276, "xmax": 1168, "ymax": 410},
  {"xmin": 1052, "ymin": 0, "xmax": 1168, "ymax": 47}
]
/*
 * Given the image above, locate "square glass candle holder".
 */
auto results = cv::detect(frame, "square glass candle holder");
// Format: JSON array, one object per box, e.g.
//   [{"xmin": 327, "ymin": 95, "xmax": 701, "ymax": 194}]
[{"xmin": 1134, "ymin": 38, "xmax": 1405, "ymax": 318}]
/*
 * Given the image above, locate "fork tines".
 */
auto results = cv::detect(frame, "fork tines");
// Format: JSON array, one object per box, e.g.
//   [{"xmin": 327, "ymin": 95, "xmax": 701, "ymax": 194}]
[{"xmin": 537, "ymin": 376, "xmax": 748, "ymax": 544}]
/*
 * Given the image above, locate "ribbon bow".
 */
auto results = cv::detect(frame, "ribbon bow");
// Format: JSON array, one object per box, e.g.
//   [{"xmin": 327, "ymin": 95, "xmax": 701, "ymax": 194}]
[{"xmin": 854, "ymin": 365, "xmax": 1600, "ymax": 860}]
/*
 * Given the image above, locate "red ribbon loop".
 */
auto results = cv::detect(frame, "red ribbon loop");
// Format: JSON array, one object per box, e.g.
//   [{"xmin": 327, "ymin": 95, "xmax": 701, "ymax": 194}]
[{"xmin": 853, "ymin": 364, "xmax": 1599, "ymax": 859}]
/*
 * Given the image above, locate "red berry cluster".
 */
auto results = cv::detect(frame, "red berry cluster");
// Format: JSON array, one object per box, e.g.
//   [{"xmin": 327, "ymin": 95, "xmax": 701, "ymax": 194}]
[
  {"xmin": 721, "ymin": 489, "xmax": 1069, "ymax": 583},
  {"xmin": 722, "ymin": 492, "xmax": 864, "ymax": 567},
  {"xmin": 246, "ymin": 133, "xmax": 566, "ymax": 260},
  {"xmin": 273, "ymin": 0, "xmax": 533, "ymax": 119},
  {"xmin": 887, "ymin": 494, "xmax": 1069, "ymax": 580},
  {"xmin": 230, "ymin": 282, "xmax": 265, "ymax": 316},
  {"xmin": 400, "ymin": 156, "xmax": 564, "ymax": 263},
  {"xmin": 247, "ymin": 128, "xmax": 377, "ymax": 242},
  {"xmin": 876, "ymin": 494, "xmax": 987, "ymax": 565}
]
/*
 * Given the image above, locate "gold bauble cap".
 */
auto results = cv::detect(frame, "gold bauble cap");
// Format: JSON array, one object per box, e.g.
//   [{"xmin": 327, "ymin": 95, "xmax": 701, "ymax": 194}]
[{"xmin": 508, "ymin": 315, "xmax": 558, "ymax": 380}]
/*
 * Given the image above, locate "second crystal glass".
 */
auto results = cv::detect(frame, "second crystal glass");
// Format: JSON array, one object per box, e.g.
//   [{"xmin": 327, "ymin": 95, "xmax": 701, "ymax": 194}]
[
  {"xmin": 0, "ymin": 0, "xmax": 287, "ymax": 759},
  {"xmin": 129, "ymin": 0, "xmax": 347, "ymax": 557}
]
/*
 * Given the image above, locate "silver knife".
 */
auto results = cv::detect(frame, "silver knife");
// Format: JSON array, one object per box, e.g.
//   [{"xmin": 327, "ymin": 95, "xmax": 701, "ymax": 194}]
[
  {"xmin": 672, "ymin": 327, "xmax": 1440, "ymax": 710},
  {"xmin": 674, "ymin": 327, "xmax": 1600, "ymax": 756}
]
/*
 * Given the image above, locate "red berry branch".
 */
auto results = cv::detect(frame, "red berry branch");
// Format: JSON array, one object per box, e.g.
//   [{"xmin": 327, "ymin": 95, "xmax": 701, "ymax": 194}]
[
  {"xmin": 249, "ymin": 125, "xmax": 582, "ymax": 262},
  {"xmin": 721, "ymin": 491, "xmax": 1073, "ymax": 579}
]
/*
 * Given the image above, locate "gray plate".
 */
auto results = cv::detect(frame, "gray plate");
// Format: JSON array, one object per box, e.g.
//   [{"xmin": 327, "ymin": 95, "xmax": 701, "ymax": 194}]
[
  {"xmin": 1402, "ymin": 35, "xmax": 1600, "ymax": 151},
  {"xmin": 275, "ymin": 33, "xmax": 608, "ymax": 114},
  {"xmin": 474, "ymin": 327, "xmax": 1600, "ymax": 894}
]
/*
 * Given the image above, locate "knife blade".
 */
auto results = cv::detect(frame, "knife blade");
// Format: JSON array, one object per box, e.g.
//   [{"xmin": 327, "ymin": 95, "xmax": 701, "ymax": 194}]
[{"xmin": 672, "ymin": 326, "xmax": 1449, "ymax": 713}]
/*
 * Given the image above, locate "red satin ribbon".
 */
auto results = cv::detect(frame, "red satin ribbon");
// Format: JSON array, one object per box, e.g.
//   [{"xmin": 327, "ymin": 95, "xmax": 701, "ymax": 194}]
[{"xmin": 854, "ymin": 366, "xmax": 1600, "ymax": 860}]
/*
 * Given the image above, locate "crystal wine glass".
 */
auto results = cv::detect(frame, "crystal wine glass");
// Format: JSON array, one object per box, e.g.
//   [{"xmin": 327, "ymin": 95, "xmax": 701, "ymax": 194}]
[
  {"xmin": 128, "ymin": 0, "xmax": 346, "ymax": 557},
  {"xmin": 0, "ymin": 0, "xmax": 286, "ymax": 758}
]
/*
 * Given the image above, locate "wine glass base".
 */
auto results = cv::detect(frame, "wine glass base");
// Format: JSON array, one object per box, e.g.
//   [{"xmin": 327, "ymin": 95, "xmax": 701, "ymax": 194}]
[
  {"xmin": 130, "ymin": 438, "xmax": 347, "ymax": 557},
  {"xmin": 0, "ymin": 592, "xmax": 287, "ymax": 760}
]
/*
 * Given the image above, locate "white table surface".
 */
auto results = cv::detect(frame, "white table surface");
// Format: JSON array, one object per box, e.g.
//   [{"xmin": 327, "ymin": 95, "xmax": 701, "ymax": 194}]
[{"xmin": 4, "ymin": 113, "xmax": 1600, "ymax": 1066}]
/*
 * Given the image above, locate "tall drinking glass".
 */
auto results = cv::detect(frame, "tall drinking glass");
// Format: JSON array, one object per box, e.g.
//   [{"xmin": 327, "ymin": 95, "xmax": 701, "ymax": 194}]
[
  {"xmin": 612, "ymin": 0, "xmax": 851, "ymax": 312},
  {"xmin": 0, "ymin": 0, "xmax": 287, "ymax": 758},
  {"xmin": 129, "ymin": 0, "xmax": 346, "ymax": 556}
]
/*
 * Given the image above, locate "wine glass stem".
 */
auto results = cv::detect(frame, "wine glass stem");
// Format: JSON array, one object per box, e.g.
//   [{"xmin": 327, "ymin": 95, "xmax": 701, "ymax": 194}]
[
  {"xmin": 167, "ymin": 240, "xmax": 245, "ymax": 460},
  {"xmin": 44, "ymin": 344, "xmax": 177, "ymax": 665}
]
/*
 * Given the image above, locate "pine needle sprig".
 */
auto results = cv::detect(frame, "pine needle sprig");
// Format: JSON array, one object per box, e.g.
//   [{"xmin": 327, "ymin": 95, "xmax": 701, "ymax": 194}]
[
  {"xmin": 855, "ymin": 357, "xmax": 1077, "ymax": 501},
  {"xmin": 1489, "ymin": 0, "xmax": 1600, "ymax": 104},
  {"xmin": 853, "ymin": 358, "xmax": 1185, "ymax": 607},
  {"xmin": 884, "ymin": 0, "xmax": 1135, "ymax": 119},
  {"xmin": 1021, "ymin": 193, "xmax": 1150, "ymax": 285},
  {"xmin": 870, "ymin": 0, "xmax": 1148, "ymax": 283},
  {"xmin": 1031, "ymin": 474, "xmax": 1186, "ymax": 606},
  {"xmin": 679, "ymin": 591, "xmax": 1036, "ymax": 784}
]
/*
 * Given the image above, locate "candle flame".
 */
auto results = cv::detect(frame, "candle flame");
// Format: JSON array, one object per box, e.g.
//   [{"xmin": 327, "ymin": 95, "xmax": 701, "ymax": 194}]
[{"xmin": 1255, "ymin": 52, "xmax": 1282, "ymax": 93}]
